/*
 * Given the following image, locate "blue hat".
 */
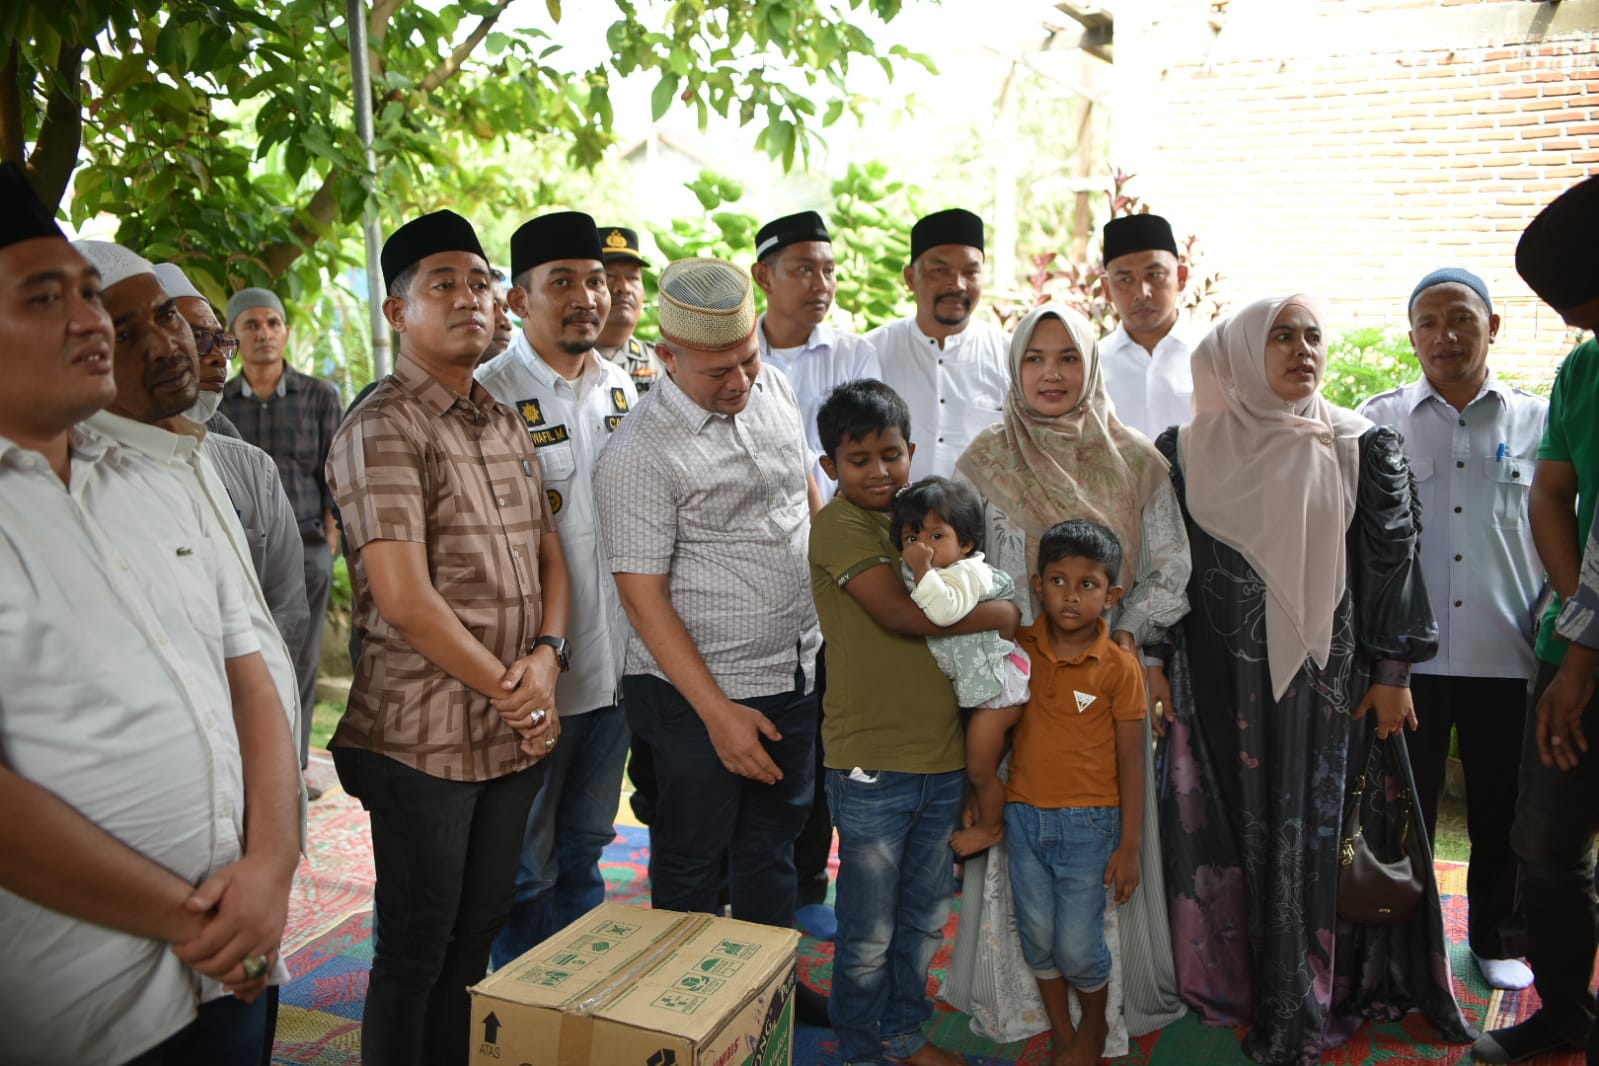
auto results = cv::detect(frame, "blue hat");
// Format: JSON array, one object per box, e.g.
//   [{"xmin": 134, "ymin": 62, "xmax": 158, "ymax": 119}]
[{"xmin": 1408, "ymin": 267, "xmax": 1491, "ymax": 316}]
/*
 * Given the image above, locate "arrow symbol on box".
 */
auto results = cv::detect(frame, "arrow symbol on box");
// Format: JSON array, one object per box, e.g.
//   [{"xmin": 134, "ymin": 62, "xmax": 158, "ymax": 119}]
[{"xmin": 483, "ymin": 1012, "xmax": 501, "ymax": 1044}]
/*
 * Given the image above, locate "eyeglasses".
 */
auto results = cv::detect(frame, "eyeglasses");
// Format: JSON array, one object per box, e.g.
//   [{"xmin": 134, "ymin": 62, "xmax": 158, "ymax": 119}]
[{"xmin": 191, "ymin": 327, "xmax": 240, "ymax": 357}]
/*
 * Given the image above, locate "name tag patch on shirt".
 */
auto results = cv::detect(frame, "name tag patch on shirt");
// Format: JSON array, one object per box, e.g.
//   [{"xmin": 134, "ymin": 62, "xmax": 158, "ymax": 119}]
[
  {"xmin": 547, "ymin": 488, "xmax": 562, "ymax": 515},
  {"xmin": 1074, "ymin": 690, "xmax": 1096, "ymax": 713},
  {"xmin": 610, "ymin": 388, "xmax": 630, "ymax": 413},
  {"xmin": 605, "ymin": 415, "xmax": 624, "ymax": 432},
  {"xmin": 518, "ymin": 399, "xmax": 545, "ymax": 427},
  {"xmin": 529, "ymin": 424, "xmax": 570, "ymax": 448}
]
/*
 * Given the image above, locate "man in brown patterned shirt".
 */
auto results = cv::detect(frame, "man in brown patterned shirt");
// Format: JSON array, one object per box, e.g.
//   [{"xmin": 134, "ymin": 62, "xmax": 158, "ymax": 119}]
[{"xmin": 325, "ymin": 209, "xmax": 569, "ymax": 1066}]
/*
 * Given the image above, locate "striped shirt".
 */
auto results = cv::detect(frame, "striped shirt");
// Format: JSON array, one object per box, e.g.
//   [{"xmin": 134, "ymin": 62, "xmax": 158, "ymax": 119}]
[{"xmin": 327, "ymin": 355, "xmax": 553, "ymax": 781}]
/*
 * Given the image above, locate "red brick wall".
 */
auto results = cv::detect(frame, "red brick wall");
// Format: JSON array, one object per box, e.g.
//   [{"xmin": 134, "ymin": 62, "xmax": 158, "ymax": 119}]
[{"xmin": 1112, "ymin": 0, "xmax": 1599, "ymax": 381}]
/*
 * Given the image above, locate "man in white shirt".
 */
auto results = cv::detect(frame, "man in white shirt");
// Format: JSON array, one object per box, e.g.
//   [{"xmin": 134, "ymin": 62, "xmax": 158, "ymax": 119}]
[
  {"xmin": 478, "ymin": 211, "xmax": 637, "ymax": 966},
  {"xmin": 74, "ymin": 243, "xmax": 307, "ymax": 793},
  {"xmin": 753, "ymin": 209, "xmax": 881, "ymax": 498},
  {"xmin": 1096, "ymin": 214, "xmax": 1207, "ymax": 441},
  {"xmin": 868, "ymin": 208, "xmax": 1009, "ymax": 481},
  {"xmin": 1360, "ymin": 268, "xmax": 1546, "ymax": 992},
  {"xmin": 0, "ymin": 161, "xmax": 299, "ymax": 1066}
]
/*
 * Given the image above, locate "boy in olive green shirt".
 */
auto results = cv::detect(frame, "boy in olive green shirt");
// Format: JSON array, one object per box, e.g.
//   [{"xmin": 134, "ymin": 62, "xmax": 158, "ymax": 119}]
[{"xmin": 808, "ymin": 379, "xmax": 1017, "ymax": 1066}]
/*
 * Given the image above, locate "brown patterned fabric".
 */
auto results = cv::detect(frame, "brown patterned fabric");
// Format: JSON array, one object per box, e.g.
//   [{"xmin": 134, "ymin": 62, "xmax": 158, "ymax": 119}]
[{"xmin": 326, "ymin": 355, "xmax": 552, "ymax": 781}]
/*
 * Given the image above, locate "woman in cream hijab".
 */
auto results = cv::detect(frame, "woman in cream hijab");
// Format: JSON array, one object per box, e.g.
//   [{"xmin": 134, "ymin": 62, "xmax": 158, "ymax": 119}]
[
  {"xmin": 1155, "ymin": 295, "xmax": 1471, "ymax": 1063},
  {"xmin": 940, "ymin": 304, "xmax": 1191, "ymax": 1050}
]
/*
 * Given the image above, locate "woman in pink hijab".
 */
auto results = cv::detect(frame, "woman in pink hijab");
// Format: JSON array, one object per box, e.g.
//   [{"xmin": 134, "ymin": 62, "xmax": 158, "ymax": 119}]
[{"xmin": 1154, "ymin": 296, "xmax": 1472, "ymax": 1063}]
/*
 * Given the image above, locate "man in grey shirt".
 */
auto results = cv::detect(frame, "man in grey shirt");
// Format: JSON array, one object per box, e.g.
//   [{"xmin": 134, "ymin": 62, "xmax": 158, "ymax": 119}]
[
  {"xmin": 594, "ymin": 258, "xmax": 821, "ymax": 935},
  {"xmin": 154, "ymin": 263, "xmax": 310, "ymax": 659}
]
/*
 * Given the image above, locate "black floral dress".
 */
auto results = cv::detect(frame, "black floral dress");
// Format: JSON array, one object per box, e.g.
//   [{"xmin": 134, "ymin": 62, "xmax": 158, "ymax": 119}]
[{"xmin": 1153, "ymin": 426, "xmax": 1474, "ymax": 1065}]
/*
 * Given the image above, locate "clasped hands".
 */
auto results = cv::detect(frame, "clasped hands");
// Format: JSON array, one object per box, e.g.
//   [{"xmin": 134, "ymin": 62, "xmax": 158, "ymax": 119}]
[
  {"xmin": 492, "ymin": 649, "xmax": 562, "ymax": 758},
  {"xmin": 171, "ymin": 850, "xmax": 295, "ymax": 1004}
]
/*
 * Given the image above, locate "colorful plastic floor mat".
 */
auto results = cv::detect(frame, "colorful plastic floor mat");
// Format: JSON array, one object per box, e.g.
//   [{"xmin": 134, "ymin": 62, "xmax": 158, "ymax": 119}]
[{"xmin": 271, "ymin": 755, "xmax": 1577, "ymax": 1065}]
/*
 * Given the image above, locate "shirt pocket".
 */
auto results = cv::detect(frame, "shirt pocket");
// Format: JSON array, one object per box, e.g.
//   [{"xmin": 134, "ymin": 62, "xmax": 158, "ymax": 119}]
[
  {"xmin": 535, "ymin": 439, "xmax": 577, "ymax": 486},
  {"xmin": 169, "ymin": 537, "xmax": 224, "ymax": 641},
  {"xmin": 1483, "ymin": 456, "xmax": 1532, "ymax": 528}
]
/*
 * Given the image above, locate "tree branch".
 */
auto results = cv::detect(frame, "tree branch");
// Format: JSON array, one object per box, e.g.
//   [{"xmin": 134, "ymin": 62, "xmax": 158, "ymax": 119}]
[
  {"xmin": 368, "ymin": 0, "xmax": 401, "ymax": 80},
  {"xmin": 419, "ymin": 0, "xmax": 512, "ymax": 94},
  {"xmin": 262, "ymin": 173, "xmax": 340, "ymax": 278},
  {"xmin": 369, "ymin": 0, "xmax": 404, "ymax": 42},
  {"xmin": 27, "ymin": 38, "xmax": 86, "ymax": 209},
  {"xmin": 0, "ymin": 43, "xmax": 28, "ymax": 168},
  {"xmin": 260, "ymin": 0, "xmax": 510, "ymax": 279}
]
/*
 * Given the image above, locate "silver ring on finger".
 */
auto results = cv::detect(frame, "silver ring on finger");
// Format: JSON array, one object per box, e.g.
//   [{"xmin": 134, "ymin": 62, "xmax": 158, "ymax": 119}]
[
  {"xmin": 545, "ymin": 735, "xmax": 556, "ymax": 750},
  {"xmin": 241, "ymin": 954, "xmax": 270, "ymax": 981},
  {"xmin": 531, "ymin": 709, "xmax": 547, "ymax": 727}
]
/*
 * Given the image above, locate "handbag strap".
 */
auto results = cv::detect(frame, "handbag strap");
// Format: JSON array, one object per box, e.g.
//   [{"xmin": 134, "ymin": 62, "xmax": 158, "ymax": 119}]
[{"xmin": 1345, "ymin": 730, "xmax": 1416, "ymax": 855}]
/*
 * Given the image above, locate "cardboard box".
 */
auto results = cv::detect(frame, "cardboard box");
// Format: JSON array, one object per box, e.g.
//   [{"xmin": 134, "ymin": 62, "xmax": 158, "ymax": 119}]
[{"xmin": 469, "ymin": 902, "xmax": 799, "ymax": 1066}]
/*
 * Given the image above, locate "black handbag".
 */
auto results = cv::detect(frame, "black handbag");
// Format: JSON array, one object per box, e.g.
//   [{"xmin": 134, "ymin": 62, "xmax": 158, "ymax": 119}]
[{"xmin": 1337, "ymin": 732, "xmax": 1425, "ymax": 925}]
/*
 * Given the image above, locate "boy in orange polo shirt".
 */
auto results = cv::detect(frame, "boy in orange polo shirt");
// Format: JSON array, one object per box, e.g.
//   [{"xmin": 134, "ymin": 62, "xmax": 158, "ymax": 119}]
[{"xmin": 1007, "ymin": 518, "xmax": 1146, "ymax": 1066}]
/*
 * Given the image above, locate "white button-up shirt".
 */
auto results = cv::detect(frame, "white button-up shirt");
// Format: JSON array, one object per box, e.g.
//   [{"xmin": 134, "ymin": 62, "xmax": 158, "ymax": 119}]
[
  {"xmin": 1360, "ymin": 372, "xmax": 1549, "ymax": 679},
  {"xmin": 0, "ymin": 428, "xmax": 264, "ymax": 1066},
  {"xmin": 86, "ymin": 411, "xmax": 304, "ymax": 748},
  {"xmin": 594, "ymin": 366, "xmax": 820, "ymax": 698},
  {"xmin": 1097, "ymin": 315, "xmax": 1209, "ymax": 441},
  {"xmin": 757, "ymin": 317, "xmax": 881, "ymax": 493},
  {"xmin": 478, "ymin": 335, "xmax": 636, "ymax": 715},
  {"xmin": 868, "ymin": 316, "xmax": 1010, "ymax": 482}
]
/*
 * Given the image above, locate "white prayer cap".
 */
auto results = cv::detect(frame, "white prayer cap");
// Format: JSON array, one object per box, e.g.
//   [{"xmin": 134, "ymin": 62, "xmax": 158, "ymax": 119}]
[
  {"xmin": 152, "ymin": 262, "xmax": 204, "ymax": 302},
  {"xmin": 72, "ymin": 240, "xmax": 156, "ymax": 290}
]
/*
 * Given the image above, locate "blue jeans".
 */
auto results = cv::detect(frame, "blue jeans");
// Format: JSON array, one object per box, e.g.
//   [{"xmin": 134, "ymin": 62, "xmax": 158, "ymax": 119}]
[
  {"xmin": 333, "ymin": 747, "xmax": 544, "ymax": 1066},
  {"xmin": 1005, "ymin": 803, "xmax": 1120, "ymax": 990},
  {"xmin": 120, "ymin": 993, "xmax": 267, "ymax": 1066},
  {"xmin": 826, "ymin": 767, "xmax": 964, "ymax": 1065},
  {"xmin": 491, "ymin": 704, "xmax": 631, "ymax": 968},
  {"xmin": 623, "ymin": 673, "xmax": 817, "ymax": 927}
]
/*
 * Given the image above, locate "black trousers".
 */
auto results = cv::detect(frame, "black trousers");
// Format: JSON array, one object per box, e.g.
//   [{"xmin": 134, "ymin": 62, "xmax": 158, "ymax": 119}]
[
  {"xmin": 333, "ymin": 747, "xmax": 544, "ymax": 1066},
  {"xmin": 1508, "ymin": 661, "xmax": 1599, "ymax": 1046},
  {"xmin": 1408, "ymin": 672, "xmax": 1527, "ymax": 959},
  {"xmin": 623, "ymin": 673, "xmax": 817, "ymax": 926},
  {"xmin": 628, "ymin": 652, "xmax": 835, "ymax": 911}
]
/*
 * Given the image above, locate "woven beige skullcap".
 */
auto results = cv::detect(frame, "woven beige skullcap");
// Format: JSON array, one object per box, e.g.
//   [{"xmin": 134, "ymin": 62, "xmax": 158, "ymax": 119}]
[{"xmin": 656, "ymin": 258, "xmax": 756, "ymax": 352}]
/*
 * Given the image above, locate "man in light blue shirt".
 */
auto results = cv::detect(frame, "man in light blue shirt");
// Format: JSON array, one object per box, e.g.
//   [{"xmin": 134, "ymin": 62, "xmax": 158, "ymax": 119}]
[{"xmin": 1361, "ymin": 267, "xmax": 1546, "ymax": 991}]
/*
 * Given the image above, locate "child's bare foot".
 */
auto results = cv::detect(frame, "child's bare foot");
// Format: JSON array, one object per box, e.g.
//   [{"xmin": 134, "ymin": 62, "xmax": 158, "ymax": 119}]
[
  {"xmin": 1050, "ymin": 1032, "xmax": 1077, "ymax": 1066},
  {"xmin": 889, "ymin": 1042, "xmax": 967, "ymax": 1066},
  {"xmin": 1067, "ymin": 986, "xmax": 1110, "ymax": 1065},
  {"xmin": 949, "ymin": 822, "xmax": 1003, "ymax": 858}
]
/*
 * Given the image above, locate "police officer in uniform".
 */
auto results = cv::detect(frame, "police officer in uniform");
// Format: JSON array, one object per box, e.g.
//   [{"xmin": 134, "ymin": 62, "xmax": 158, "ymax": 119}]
[
  {"xmin": 595, "ymin": 226, "xmax": 664, "ymax": 393},
  {"xmin": 477, "ymin": 211, "xmax": 639, "ymax": 963}
]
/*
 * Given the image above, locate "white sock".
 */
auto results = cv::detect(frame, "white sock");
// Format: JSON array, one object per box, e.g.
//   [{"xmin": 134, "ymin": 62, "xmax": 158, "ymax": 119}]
[{"xmin": 1474, "ymin": 952, "xmax": 1534, "ymax": 990}]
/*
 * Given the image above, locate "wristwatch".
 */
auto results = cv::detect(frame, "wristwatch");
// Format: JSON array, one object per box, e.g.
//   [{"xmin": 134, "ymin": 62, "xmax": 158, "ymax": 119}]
[{"xmin": 532, "ymin": 634, "xmax": 571, "ymax": 672}]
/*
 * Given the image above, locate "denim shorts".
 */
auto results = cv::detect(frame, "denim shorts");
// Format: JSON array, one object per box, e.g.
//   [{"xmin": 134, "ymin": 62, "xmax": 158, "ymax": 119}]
[{"xmin": 1005, "ymin": 802, "xmax": 1121, "ymax": 990}]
